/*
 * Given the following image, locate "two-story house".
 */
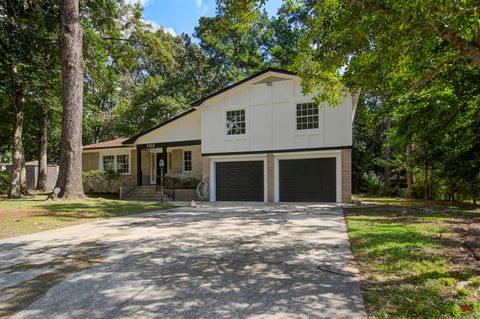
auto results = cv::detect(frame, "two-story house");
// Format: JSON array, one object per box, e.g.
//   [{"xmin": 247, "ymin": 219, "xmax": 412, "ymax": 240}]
[{"xmin": 82, "ymin": 68, "xmax": 358, "ymax": 203}]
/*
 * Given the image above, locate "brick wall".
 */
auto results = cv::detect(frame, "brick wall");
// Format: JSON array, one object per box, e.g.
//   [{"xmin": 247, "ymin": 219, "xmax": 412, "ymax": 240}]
[
  {"xmin": 201, "ymin": 156, "xmax": 210, "ymax": 182},
  {"xmin": 82, "ymin": 152, "xmax": 99, "ymax": 172},
  {"xmin": 130, "ymin": 149, "xmax": 137, "ymax": 178},
  {"xmin": 82, "ymin": 150, "xmax": 138, "ymax": 193},
  {"xmin": 341, "ymin": 149, "xmax": 352, "ymax": 203},
  {"xmin": 267, "ymin": 153, "xmax": 274, "ymax": 202},
  {"xmin": 166, "ymin": 145, "xmax": 202, "ymax": 179}
]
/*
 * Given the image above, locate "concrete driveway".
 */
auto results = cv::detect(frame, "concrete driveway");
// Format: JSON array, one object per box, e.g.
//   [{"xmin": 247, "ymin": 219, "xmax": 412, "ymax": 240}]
[{"xmin": 0, "ymin": 203, "xmax": 366, "ymax": 319}]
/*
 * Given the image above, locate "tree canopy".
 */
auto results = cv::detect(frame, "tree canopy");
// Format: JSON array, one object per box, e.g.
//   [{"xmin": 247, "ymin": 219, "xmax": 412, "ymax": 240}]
[{"xmin": 1, "ymin": 0, "xmax": 479, "ymax": 202}]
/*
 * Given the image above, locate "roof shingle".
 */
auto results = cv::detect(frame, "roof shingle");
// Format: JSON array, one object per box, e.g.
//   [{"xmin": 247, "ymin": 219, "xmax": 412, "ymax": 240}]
[{"xmin": 83, "ymin": 138, "xmax": 130, "ymax": 150}]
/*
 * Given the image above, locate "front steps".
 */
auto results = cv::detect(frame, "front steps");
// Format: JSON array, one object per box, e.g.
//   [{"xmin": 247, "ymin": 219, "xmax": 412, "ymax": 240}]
[{"xmin": 125, "ymin": 186, "xmax": 173, "ymax": 201}]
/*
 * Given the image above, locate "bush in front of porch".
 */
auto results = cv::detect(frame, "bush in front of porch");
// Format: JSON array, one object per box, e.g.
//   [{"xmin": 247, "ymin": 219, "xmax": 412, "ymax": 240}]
[
  {"xmin": 83, "ymin": 170, "xmax": 136, "ymax": 194},
  {"xmin": 164, "ymin": 176, "xmax": 200, "ymax": 189}
]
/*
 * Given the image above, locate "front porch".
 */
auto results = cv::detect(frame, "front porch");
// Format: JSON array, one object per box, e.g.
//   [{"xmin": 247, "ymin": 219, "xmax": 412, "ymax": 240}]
[{"xmin": 135, "ymin": 140, "xmax": 203, "ymax": 186}]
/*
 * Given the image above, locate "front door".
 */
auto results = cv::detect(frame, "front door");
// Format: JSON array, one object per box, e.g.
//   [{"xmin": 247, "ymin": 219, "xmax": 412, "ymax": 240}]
[{"xmin": 155, "ymin": 153, "xmax": 167, "ymax": 185}]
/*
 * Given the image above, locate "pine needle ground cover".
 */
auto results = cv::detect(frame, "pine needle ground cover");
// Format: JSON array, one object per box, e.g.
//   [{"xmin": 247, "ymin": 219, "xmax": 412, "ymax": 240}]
[{"xmin": 345, "ymin": 200, "xmax": 480, "ymax": 318}]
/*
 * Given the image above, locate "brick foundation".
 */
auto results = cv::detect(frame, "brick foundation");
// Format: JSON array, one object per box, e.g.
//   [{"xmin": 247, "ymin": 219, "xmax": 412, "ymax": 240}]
[
  {"xmin": 341, "ymin": 149, "xmax": 352, "ymax": 203},
  {"xmin": 267, "ymin": 153, "xmax": 274, "ymax": 202},
  {"xmin": 201, "ymin": 156, "xmax": 210, "ymax": 182}
]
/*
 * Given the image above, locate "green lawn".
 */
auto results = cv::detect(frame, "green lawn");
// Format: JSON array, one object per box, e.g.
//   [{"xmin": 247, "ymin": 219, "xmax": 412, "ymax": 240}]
[
  {"xmin": 345, "ymin": 198, "xmax": 480, "ymax": 318},
  {"xmin": 354, "ymin": 195, "xmax": 479, "ymax": 210},
  {"xmin": 0, "ymin": 194, "xmax": 174, "ymax": 239}
]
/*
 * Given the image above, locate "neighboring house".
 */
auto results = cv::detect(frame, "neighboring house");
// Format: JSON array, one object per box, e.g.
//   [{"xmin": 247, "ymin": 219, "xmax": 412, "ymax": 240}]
[
  {"xmin": 82, "ymin": 68, "xmax": 359, "ymax": 203},
  {"xmin": 3, "ymin": 161, "xmax": 59, "ymax": 190}
]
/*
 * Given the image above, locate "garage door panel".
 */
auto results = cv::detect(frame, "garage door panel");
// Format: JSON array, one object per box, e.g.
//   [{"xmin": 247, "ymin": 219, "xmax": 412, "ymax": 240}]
[
  {"xmin": 279, "ymin": 158, "xmax": 336, "ymax": 202},
  {"xmin": 216, "ymin": 161, "xmax": 264, "ymax": 201}
]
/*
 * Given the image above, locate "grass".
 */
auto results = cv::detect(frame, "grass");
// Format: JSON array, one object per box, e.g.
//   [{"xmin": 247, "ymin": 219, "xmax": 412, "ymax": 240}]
[
  {"xmin": 0, "ymin": 194, "xmax": 174, "ymax": 239},
  {"xmin": 354, "ymin": 194, "xmax": 479, "ymax": 210},
  {"xmin": 345, "ymin": 198, "xmax": 480, "ymax": 318}
]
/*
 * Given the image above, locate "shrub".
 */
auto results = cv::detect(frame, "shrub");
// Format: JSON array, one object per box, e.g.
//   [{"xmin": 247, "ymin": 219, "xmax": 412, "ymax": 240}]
[
  {"xmin": 437, "ymin": 277, "xmax": 457, "ymax": 287},
  {"xmin": 351, "ymin": 196, "xmax": 362, "ymax": 204},
  {"xmin": 387, "ymin": 183, "xmax": 407, "ymax": 197},
  {"xmin": 82, "ymin": 170, "xmax": 121, "ymax": 193},
  {"xmin": 361, "ymin": 173, "xmax": 384, "ymax": 196},
  {"xmin": 164, "ymin": 176, "xmax": 200, "ymax": 189},
  {"xmin": 0, "ymin": 171, "xmax": 10, "ymax": 194}
]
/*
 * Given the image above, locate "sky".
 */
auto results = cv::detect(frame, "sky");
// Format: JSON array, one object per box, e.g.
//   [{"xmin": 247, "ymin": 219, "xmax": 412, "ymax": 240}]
[{"xmin": 137, "ymin": 0, "xmax": 283, "ymax": 37}]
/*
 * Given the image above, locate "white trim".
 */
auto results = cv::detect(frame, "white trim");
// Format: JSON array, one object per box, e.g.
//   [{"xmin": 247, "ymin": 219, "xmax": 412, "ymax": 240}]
[
  {"xmin": 83, "ymin": 147, "xmax": 134, "ymax": 154},
  {"xmin": 183, "ymin": 150, "xmax": 192, "ymax": 172},
  {"xmin": 100, "ymin": 155, "xmax": 115, "ymax": 172},
  {"xmin": 294, "ymin": 101, "xmax": 321, "ymax": 133},
  {"xmin": 225, "ymin": 108, "xmax": 247, "ymax": 137},
  {"xmin": 209, "ymin": 159, "xmax": 215, "ymax": 201},
  {"xmin": 197, "ymin": 71, "xmax": 296, "ymax": 109},
  {"xmin": 116, "ymin": 154, "xmax": 130, "ymax": 175},
  {"xmin": 209, "ymin": 154, "xmax": 268, "ymax": 202},
  {"xmin": 98, "ymin": 150, "xmax": 131, "ymax": 175},
  {"xmin": 273, "ymin": 150, "xmax": 342, "ymax": 203}
]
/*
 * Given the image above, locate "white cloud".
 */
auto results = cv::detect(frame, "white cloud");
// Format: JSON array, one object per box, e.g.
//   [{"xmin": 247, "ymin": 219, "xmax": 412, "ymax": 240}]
[
  {"xmin": 164, "ymin": 27, "xmax": 177, "ymax": 36},
  {"xmin": 145, "ymin": 20, "xmax": 160, "ymax": 31},
  {"xmin": 144, "ymin": 19, "xmax": 177, "ymax": 36},
  {"xmin": 124, "ymin": 0, "xmax": 152, "ymax": 6},
  {"xmin": 194, "ymin": 0, "xmax": 209, "ymax": 14}
]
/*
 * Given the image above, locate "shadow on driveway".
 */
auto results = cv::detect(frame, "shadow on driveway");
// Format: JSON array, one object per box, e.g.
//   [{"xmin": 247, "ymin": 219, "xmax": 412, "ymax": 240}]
[{"xmin": 0, "ymin": 204, "xmax": 366, "ymax": 319}]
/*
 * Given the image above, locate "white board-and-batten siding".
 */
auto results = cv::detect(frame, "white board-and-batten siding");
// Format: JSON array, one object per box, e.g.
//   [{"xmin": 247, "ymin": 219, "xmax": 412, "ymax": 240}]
[{"xmin": 200, "ymin": 75, "xmax": 354, "ymax": 155}]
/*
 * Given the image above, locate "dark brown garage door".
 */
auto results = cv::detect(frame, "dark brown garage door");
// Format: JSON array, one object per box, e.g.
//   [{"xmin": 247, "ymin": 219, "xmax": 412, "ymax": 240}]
[
  {"xmin": 216, "ymin": 161, "xmax": 264, "ymax": 201},
  {"xmin": 279, "ymin": 158, "xmax": 336, "ymax": 202}
]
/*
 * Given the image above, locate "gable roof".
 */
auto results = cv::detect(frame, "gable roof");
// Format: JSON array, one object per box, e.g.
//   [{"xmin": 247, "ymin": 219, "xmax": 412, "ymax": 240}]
[
  {"xmin": 120, "ymin": 68, "xmax": 296, "ymax": 145},
  {"xmin": 190, "ymin": 68, "xmax": 296, "ymax": 107},
  {"xmin": 83, "ymin": 137, "xmax": 130, "ymax": 150},
  {"xmin": 122, "ymin": 108, "xmax": 196, "ymax": 145}
]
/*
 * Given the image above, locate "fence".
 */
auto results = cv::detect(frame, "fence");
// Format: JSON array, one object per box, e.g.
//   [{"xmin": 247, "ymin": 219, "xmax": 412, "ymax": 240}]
[{"xmin": 3, "ymin": 162, "xmax": 58, "ymax": 190}]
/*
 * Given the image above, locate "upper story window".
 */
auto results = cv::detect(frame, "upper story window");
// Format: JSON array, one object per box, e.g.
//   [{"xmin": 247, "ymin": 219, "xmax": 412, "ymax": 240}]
[
  {"xmin": 184, "ymin": 151, "xmax": 192, "ymax": 172},
  {"xmin": 226, "ymin": 109, "xmax": 246, "ymax": 135},
  {"xmin": 296, "ymin": 102, "xmax": 319, "ymax": 130},
  {"xmin": 116, "ymin": 155, "xmax": 130, "ymax": 174},
  {"xmin": 102, "ymin": 155, "xmax": 115, "ymax": 172}
]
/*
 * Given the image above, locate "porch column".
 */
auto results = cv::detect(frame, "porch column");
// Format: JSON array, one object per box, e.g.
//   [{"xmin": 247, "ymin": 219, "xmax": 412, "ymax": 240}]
[{"xmin": 136, "ymin": 146, "xmax": 142, "ymax": 186}]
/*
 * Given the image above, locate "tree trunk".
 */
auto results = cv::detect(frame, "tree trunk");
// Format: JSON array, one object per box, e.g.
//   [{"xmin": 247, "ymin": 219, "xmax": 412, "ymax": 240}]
[
  {"xmin": 429, "ymin": 163, "xmax": 434, "ymax": 200},
  {"xmin": 20, "ymin": 147, "xmax": 29, "ymax": 195},
  {"xmin": 383, "ymin": 116, "xmax": 391, "ymax": 194},
  {"xmin": 36, "ymin": 111, "xmax": 48, "ymax": 191},
  {"xmin": 440, "ymin": 28, "xmax": 480, "ymax": 66},
  {"xmin": 56, "ymin": 0, "xmax": 85, "ymax": 199},
  {"xmin": 447, "ymin": 177, "xmax": 455, "ymax": 201},
  {"xmin": 424, "ymin": 160, "xmax": 428, "ymax": 199},
  {"xmin": 406, "ymin": 143, "xmax": 415, "ymax": 198},
  {"xmin": 8, "ymin": 104, "xmax": 25, "ymax": 198}
]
